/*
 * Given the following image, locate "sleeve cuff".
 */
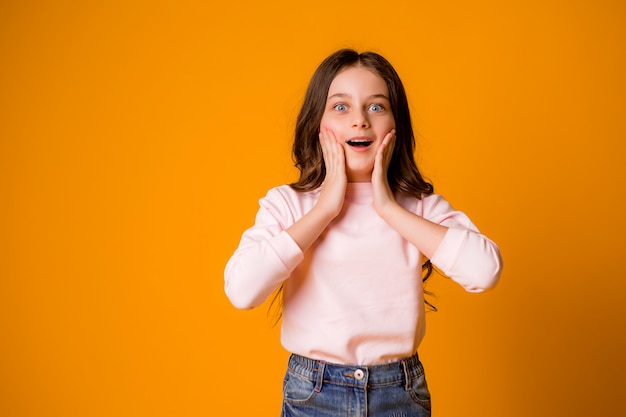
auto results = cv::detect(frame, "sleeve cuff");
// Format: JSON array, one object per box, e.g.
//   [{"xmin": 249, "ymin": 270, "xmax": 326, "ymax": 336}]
[
  {"xmin": 430, "ymin": 227, "xmax": 466, "ymax": 273},
  {"xmin": 268, "ymin": 230, "xmax": 305, "ymax": 272}
]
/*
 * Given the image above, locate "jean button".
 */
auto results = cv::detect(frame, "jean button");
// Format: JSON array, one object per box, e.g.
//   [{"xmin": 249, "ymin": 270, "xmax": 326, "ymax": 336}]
[{"xmin": 354, "ymin": 369, "xmax": 365, "ymax": 380}]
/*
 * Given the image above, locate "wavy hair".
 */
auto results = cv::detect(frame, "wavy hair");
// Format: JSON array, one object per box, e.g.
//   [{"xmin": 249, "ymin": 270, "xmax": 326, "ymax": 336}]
[{"xmin": 290, "ymin": 48, "xmax": 433, "ymax": 197}]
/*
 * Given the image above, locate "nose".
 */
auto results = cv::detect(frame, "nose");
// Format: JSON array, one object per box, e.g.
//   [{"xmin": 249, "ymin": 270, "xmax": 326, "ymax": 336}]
[{"xmin": 352, "ymin": 109, "xmax": 370, "ymax": 129}]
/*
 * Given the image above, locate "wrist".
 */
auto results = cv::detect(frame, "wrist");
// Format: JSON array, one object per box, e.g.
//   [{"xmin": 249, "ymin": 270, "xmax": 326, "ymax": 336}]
[
  {"xmin": 376, "ymin": 199, "xmax": 401, "ymax": 221},
  {"xmin": 309, "ymin": 204, "xmax": 340, "ymax": 225}
]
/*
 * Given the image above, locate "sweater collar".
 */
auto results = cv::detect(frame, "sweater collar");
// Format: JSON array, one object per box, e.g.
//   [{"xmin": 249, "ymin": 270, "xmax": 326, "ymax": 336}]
[{"xmin": 345, "ymin": 182, "xmax": 373, "ymax": 204}]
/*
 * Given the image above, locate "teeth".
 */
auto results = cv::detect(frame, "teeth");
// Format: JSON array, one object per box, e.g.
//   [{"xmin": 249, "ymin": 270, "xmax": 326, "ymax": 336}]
[{"xmin": 347, "ymin": 140, "xmax": 372, "ymax": 147}]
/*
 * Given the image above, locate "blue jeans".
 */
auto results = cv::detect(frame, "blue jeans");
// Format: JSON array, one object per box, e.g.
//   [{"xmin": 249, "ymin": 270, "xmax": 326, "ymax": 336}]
[{"xmin": 281, "ymin": 352, "xmax": 431, "ymax": 417}]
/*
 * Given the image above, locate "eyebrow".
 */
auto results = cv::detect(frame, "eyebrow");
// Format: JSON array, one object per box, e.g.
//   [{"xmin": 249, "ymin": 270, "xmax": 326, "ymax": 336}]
[{"xmin": 327, "ymin": 93, "xmax": 390, "ymax": 101}]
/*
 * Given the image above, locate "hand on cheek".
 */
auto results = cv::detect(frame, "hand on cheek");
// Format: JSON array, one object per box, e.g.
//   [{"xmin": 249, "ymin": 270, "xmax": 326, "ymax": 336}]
[
  {"xmin": 317, "ymin": 129, "xmax": 347, "ymax": 218},
  {"xmin": 372, "ymin": 129, "xmax": 397, "ymax": 216}
]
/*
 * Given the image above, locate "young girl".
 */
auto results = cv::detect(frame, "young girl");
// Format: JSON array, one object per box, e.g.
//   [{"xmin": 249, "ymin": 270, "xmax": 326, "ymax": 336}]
[{"xmin": 224, "ymin": 49, "xmax": 502, "ymax": 417}]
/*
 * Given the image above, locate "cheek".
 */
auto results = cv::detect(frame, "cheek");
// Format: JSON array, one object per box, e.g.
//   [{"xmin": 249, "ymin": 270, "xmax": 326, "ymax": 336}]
[
  {"xmin": 373, "ymin": 115, "xmax": 395, "ymax": 132},
  {"xmin": 319, "ymin": 122, "xmax": 338, "ymax": 136},
  {"xmin": 318, "ymin": 117, "xmax": 326, "ymax": 132},
  {"xmin": 319, "ymin": 115, "xmax": 332, "ymax": 130}
]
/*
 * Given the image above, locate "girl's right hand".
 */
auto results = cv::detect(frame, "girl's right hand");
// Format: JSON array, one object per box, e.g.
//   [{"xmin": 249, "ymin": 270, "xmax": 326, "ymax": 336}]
[
  {"xmin": 284, "ymin": 129, "xmax": 346, "ymax": 251},
  {"xmin": 316, "ymin": 129, "xmax": 347, "ymax": 219}
]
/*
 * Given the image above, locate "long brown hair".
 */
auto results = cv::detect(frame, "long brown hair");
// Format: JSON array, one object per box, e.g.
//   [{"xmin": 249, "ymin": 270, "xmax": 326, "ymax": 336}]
[{"xmin": 290, "ymin": 48, "xmax": 433, "ymax": 197}]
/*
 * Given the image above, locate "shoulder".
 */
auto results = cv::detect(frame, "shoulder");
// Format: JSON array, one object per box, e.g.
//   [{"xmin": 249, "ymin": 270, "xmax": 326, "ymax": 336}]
[
  {"xmin": 397, "ymin": 192, "xmax": 453, "ymax": 216},
  {"xmin": 420, "ymin": 193, "xmax": 480, "ymax": 230},
  {"xmin": 421, "ymin": 193, "xmax": 454, "ymax": 210},
  {"xmin": 263, "ymin": 184, "xmax": 320, "ymax": 201},
  {"xmin": 260, "ymin": 184, "xmax": 321, "ymax": 211},
  {"xmin": 258, "ymin": 185, "xmax": 320, "ymax": 227}
]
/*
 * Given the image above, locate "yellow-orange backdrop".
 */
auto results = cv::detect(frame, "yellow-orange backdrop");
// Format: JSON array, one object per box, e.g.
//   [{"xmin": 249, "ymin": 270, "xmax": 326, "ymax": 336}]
[{"xmin": 2, "ymin": 1, "xmax": 625, "ymax": 416}]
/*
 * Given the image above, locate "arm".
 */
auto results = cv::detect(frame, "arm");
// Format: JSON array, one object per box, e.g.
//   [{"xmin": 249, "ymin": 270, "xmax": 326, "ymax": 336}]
[
  {"xmin": 286, "ymin": 129, "xmax": 347, "ymax": 251},
  {"xmin": 224, "ymin": 190, "xmax": 304, "ymax": 309},
  {"xmin": 372, "ymin": 133, "xmax": 502, "ymax": 292},
  {"xmin": 371, "ymin": 131, "xmax": 447, "ymax": 259},
  {"xmin": 419, "ymin": 195, "xmax": 502, "ymax": 292},
  {"xmin": 377, "ymin": 203, "xmax": 448, "ymax": 260},
  {"xmin": 225, "ymin": 130, "xmax": 348, "ymax": 309}
]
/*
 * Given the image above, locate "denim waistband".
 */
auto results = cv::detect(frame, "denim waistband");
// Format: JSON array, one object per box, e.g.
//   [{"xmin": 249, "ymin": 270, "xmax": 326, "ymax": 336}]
[{"xmin": 287, "ymin": 352, "xmax": 424, "ymax": 390}]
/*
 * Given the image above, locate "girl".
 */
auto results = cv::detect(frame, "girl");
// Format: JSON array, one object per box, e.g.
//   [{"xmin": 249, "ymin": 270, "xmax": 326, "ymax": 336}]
[{"xmin": 224, "ymin": 49, "xmax": 502, "ymax": 417}]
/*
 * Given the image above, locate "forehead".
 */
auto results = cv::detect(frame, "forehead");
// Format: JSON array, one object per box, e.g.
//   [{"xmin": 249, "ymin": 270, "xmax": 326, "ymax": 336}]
[{"xmin": 327, "ymin": 65, "xmax": 388, "ymax": 97}]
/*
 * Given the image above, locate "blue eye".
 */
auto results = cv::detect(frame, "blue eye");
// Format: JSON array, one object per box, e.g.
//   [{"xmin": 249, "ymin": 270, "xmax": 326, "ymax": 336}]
[
  {"xmin": 369, "ymin": 104, "xmax": 384, "ymax": 112},
  {"xmin": 333, "ymin": 103, "xmax": 348, "ymax": 111}
]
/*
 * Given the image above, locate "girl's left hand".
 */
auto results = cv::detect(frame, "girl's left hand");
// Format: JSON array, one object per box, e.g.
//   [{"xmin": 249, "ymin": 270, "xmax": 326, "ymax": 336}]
[{"xmin": 372, "ymin": 129, "xmax": 397, "ymax": 217}]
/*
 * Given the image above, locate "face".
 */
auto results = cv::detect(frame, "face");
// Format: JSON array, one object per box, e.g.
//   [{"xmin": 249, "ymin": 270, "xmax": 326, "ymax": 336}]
[{"xmin": 320, "ymin": 65, "xmax": 396, "ymax": 182}]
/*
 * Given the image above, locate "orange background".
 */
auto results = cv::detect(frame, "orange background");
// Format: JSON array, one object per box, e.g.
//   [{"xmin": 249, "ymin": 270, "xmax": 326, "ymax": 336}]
[{"xmin": 1, "ymin": 1, "xmax": 625, "ymax": 416}]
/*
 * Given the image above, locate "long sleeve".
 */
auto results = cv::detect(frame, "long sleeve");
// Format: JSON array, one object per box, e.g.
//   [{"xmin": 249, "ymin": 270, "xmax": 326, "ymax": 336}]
[
  {"xmin": 225, "ymin": 184, "xmax": 502, "ymax": 364},
  {"xmin": 422, "ymin": 194, "xmax": 503, "ymax": 292},
  {"xmin": 224, "ymin": 187, "xmax": 306, "ymax": 309}
]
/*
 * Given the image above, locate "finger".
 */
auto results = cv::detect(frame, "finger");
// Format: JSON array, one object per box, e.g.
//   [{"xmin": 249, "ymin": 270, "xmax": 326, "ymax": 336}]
[
  {"xmin": 382, "ymin": 130, "xmax": 396, "ymax": 159},
  {"xmin": 323, "ymin": 129, "xmax": 343, "ymax": 151},
  {"xmin": 319, "ymin": 129, "xmax": 345, "ymax": 174},
  {"xmin": 330, "ymin": 130, "xmax": 346, "ymax": 155},
  {"xmin": 374, "ymin": 130, "xmax": 396, "ymax": 178},
  {"xmin": 375, "ymin": 129, "xmax": 394, "ymax": 155},
  {"xmin": 382, "ymin": 129, "xmax": 396, "ymax": 146},
  {"xmin": 319, "ymin": 129, "xmax": 335, "ymax": 162},
  {"xmin": 382, "ymin": 130, "xmax": 396, "ymax": 166}
]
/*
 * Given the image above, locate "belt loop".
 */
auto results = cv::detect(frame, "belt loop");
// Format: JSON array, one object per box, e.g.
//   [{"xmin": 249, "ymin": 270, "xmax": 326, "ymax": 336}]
[
  {"xmin": 401, "ymin": 359, "xmax": 411, "ymax": 391},
  {"xmin": 314, "ymin": 361, "xmax": 326, "ymax": 392}
]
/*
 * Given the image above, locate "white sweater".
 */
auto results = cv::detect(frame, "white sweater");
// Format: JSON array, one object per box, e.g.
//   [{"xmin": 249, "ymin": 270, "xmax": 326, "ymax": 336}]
[{"xmin": 225, "ymin": 182, "xmax": 502, "ymax": 365}]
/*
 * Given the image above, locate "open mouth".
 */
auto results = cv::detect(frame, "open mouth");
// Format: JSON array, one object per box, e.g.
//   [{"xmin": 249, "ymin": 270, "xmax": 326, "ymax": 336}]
[{"xmin": 346, "ymin": 139, "xmax": 373, "ymax": 148}]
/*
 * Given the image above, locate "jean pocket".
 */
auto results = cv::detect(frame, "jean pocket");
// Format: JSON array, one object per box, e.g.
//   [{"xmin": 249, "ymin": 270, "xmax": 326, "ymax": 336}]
[
  {"xmin": 283, "ymin": 371, "xmax": 319, "ymax": 406},
  {"xmin": 408, "ymin": 363, "xmax": 432, "ymax": 411}
]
